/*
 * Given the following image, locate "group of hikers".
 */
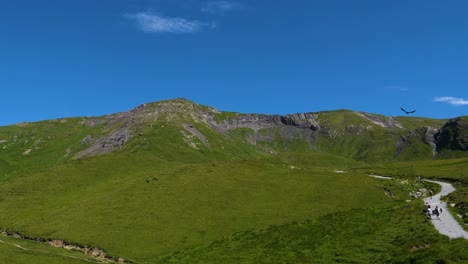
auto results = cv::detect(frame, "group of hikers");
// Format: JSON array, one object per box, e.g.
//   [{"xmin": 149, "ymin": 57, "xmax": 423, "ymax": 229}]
[
  {"xmin": 425, "ymin": 202, "xmax": 442, "ymax": 220},
  {"xmin": 420, "ymin": 180, "xmax": 443, "ymax": 219},
  {"xmin": 416, "ymin": 177, "xmax": 444, "ymax": 220}
]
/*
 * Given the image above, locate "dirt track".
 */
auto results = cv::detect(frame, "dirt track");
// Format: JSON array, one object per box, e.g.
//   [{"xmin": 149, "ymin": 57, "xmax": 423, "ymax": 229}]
[{"xmin": 424, "ymin": 180, "xmax": 468, "ymax": 239}]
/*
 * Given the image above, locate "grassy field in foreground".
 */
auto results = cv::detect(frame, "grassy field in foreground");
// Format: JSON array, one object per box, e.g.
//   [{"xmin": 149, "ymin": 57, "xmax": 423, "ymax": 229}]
[
  {"xmin": 161, "ymin": 202, "xmax": 468, "ymax": 264},
  {"xmin": 0, "ymin": 152, "xmax": 397, "ymax": 263}
]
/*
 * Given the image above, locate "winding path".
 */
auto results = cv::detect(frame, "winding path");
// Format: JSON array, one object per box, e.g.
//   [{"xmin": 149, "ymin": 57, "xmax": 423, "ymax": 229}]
[
  {"xmin": 424, "ymin": 180, "xmax": 468, "ymax": 239},
  {"xmin": 369, "ymin": 175, "xmax": 468, "ymax": 239}
]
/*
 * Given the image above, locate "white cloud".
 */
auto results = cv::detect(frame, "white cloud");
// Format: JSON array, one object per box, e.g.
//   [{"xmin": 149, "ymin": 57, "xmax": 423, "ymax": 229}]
[
  {"xmin": 126, "ymin": 12, "xmax": 203, "ymax": 33},
  {"xmin": 202, "ymin": 1, "xmax": 241, "ymax": 14},
  {"xmin": 433, "ymin": 96, "xmax": 468, "ymax": 106}
]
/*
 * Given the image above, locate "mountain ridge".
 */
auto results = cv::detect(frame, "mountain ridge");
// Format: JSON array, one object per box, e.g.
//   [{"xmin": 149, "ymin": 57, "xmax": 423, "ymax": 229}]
[{"xmin": 0, "ymin": 98, "xmax": 466, "ymax": 168}]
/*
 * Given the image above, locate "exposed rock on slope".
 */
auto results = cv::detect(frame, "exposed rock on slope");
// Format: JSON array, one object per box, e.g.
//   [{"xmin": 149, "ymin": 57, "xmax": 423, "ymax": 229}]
[
  {"xmin": 395, "ymin": 127, "xmax": 437, "ymax": 159},
  {"xmin": 435, "ymin": 117, "xmax": 468, "ymax": 155},
  {"xmin": 73, "ymin": 113, "xmax": 134, "ymax": 159},
  {"xmin": 354, "ymin": 112, "xmax": 403, "ymax": 129}
]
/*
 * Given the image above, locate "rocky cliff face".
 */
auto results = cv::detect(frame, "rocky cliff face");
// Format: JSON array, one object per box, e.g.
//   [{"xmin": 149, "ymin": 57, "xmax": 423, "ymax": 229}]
[
  {"xmin": 213, "ymin": 113, "xmax": 320, "ymax": 131},
  {"xmin": 394, "ymin": 127, "xmax": 439, "ymax": 159},
  {"xmin": 435, "ymin": 117, "xmax": 468, "ymax": 155}
]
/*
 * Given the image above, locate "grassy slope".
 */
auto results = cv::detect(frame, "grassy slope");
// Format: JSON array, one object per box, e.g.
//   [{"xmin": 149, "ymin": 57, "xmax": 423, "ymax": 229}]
[
  {"xmin": 0, "ymin": 151, "xmax": 396, "ymax": 262},
  {"xmin": 394, "ymin": 116, "xmax": 447, "ymax": 130},
  {"xmin": 0, "ymin": 117, "xmax": 116, "ymax": 178},
  {"xmin": 161, "ymin": 202, "xmax": 468, "ymax": 264}
]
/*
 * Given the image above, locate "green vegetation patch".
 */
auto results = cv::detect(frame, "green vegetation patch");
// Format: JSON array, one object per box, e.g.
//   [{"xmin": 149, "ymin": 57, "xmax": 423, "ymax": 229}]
[
  {"xmin": 161, "ymin": 202, "xmax": 468, "ymax": 264},
  {"xmin": 0, "ymin": 153, "xmax": 395, "ymax": 262}
]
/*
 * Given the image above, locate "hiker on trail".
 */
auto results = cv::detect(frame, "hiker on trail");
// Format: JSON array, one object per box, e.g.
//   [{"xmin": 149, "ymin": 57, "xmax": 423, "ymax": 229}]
[
  {"xmin": 433, "ymin": 206, "xmax": 441, "ymax": 220},
  {"xmin": 429, "ymin": 189, "xmax": 434, "ymax": 199},
  {"xmin": 427, "ymin": 206, "xmax": 432, "ymax": 218},
  {"xmin": 426, "ymin": 203, "xmax": 432, "ymax": 218}
]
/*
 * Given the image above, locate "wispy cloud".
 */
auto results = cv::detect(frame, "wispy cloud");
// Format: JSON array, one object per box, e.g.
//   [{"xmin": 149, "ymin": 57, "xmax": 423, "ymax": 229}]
[
  {"xmin": 201, "ymin": 1, "xmax": 242, "ymax": 14},
  {"xmin": 384, "ymin": 86, "xmax": 409, "ymax": 92},
  {"xmin": 433, "ymin": 96, "xmax": 468, "ymax": 106},
  {"xmin": 126, "ymin": 12, "xmax": 203, "ymax": 33}
]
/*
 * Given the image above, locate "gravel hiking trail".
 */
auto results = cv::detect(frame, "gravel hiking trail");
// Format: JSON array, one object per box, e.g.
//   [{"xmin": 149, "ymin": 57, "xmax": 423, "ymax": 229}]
[{"xmin": 424, "ymin": 180, "xmax": 468, "ymax": 239}]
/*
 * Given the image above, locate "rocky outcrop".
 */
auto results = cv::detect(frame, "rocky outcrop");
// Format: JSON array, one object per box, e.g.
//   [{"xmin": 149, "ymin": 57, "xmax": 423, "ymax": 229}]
[
  {"xmin": 215, "ymin": 113, "xmax": 320, "ymax": 131},
  {"xmin": 73, "ymin": 115, "xmax": 134, "ymax": 159},
  {"xmin": 216, "ymin": 114, "xmax": 282, "ymax": 131},
  {"xmin": 425, "ymin": 127, "xmax": 439, "ymax": 159},
  {"xmin": 100, "ymin": 129, "xmax": 131, "ymax": 149},
  {"xmin": 210, "ymin": 113, "xmax": 322, "ymax": 148},
  {"xmin": 435, "ymin": 117, "xmax": 468, "ymax": 154},
  {"xmin": 282, "ymin": 113, "xmax": 321, "ymax": 130},
  {"xmin": 394, "ymin": 127, "xmax": 433, "ymax": 158}
]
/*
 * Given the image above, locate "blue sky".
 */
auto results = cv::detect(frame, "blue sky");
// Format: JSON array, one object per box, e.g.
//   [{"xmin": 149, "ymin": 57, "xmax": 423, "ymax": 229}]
[{"xmin": 1, "ymin": 0, "xmax": 467, "ymax": 126}]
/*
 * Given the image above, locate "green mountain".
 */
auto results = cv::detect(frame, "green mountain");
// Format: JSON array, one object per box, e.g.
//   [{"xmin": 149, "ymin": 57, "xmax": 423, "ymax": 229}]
[
  {"xmin": 1, "ymin": 98, "xmax": 464, "ymax": 172},
  {"xmin": 0, "ymin": 98, "xmax": 467, "ymax": 263}
]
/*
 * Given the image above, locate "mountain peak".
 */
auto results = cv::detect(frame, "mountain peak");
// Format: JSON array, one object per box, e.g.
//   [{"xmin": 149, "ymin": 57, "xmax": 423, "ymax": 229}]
[{"xmin": 129, "ymin": 98, "xmax": 218, "ymax": 116}]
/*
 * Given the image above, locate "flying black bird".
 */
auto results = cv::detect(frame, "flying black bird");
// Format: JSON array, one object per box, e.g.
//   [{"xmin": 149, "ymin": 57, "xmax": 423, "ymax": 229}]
[{"xmin": 400, "ymin": 107, "xmax": 416, "ymax": 114}]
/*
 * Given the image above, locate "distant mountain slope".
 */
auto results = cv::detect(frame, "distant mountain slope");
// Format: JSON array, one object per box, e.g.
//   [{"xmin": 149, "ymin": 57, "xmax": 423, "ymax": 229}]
[{"xmin": 0, "ymin": 98, "xmax": 465, "ymax": 177}]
